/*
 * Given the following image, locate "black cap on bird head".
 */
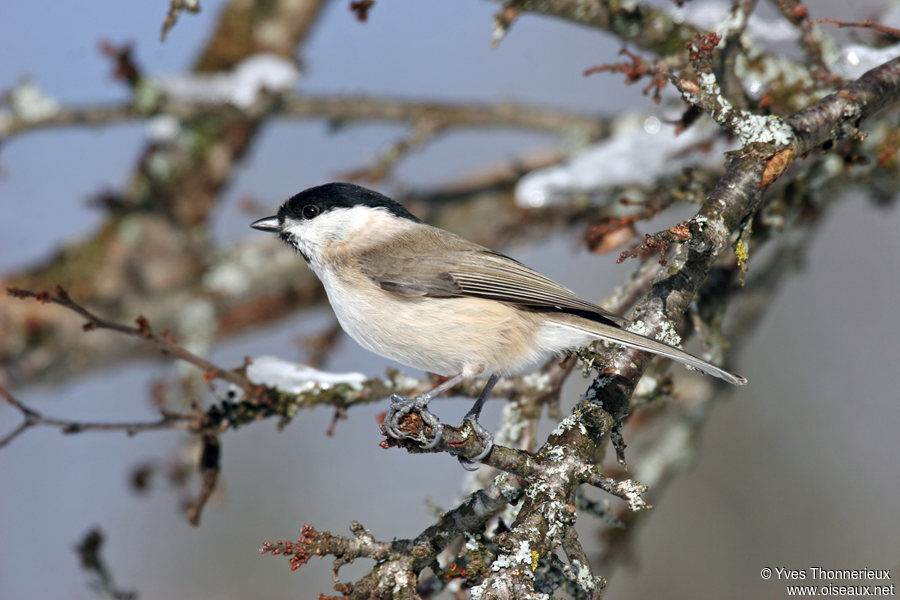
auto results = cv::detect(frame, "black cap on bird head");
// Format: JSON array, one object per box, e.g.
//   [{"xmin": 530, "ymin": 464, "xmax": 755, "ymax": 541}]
[
  {"xmin": 278, "ymin": 183, "xmax": 421, "ymax": 223},
  {"xmin": 250, "ymin": 183, "xmax": 421, "ymax": 233}
]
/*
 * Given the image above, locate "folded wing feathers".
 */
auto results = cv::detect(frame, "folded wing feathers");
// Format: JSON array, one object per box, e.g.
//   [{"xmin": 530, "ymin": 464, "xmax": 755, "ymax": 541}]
[
  {"xmin": 362, "ymin": 246, "xmax": 626, "ymax": 325},
  {"xmin": 447, "ymin": 251, "xmax": 627, "ymax": 325}
]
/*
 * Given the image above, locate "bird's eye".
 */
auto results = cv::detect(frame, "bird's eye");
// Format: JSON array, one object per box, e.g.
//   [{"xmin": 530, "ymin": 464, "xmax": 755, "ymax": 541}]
[{"xmin": 302, "ymin": 204, "xmax": 320, "ymax": 219}]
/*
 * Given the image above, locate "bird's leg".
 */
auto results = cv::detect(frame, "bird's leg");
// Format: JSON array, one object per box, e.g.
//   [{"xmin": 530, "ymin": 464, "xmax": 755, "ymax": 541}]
[
  {"xmin": 385, "ymin": 373, "xmax": 465, "ymax": 448},
  {"xmin": 458, "ymin": 373, "xmax": 500, "ymax": 470}
]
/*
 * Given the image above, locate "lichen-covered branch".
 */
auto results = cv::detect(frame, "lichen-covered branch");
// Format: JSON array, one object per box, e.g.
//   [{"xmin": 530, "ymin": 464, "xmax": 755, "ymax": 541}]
[
  {"xmin": 262, "ymin": 477, "xmax": 522, "ymax": 599},
  {"xmin": 494, "ymin": 0, "xmax": 699, "ymax": 56},
  {"xmin": 593, "ymin": 56, "xmax": 899, "ymax": 393},
  {"xmin": 670, "ymin": 32, "xmax": 795, "ymax": 146},
  {"xmin": 594, "ymin": 152, "xmax": 861, "ymax": 573}
]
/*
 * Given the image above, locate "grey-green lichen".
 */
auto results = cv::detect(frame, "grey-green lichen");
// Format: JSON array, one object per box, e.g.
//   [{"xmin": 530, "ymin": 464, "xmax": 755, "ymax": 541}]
[
  {"xmin": 693, "ymin": 72, "xmax": 794, "ymax": 146},
  {"xmin": 561, "ymin": 558, "xmax": 603, "ymax": 595},
  {"xmin": 626, "ymin": 318, "xmax": 682, "ymax": 348}
]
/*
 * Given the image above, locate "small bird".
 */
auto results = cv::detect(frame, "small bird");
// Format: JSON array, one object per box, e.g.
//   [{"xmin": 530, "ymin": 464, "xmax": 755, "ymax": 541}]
[{"xmin": 251, "ymin": 183, "xmax": 746, "ymax": 464}]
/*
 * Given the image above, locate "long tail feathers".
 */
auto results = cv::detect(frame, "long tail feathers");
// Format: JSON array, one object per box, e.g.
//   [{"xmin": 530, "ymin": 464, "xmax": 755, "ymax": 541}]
[{"xmin": 563, "ymin": 320, "xmax": 748, "ymax": 386}]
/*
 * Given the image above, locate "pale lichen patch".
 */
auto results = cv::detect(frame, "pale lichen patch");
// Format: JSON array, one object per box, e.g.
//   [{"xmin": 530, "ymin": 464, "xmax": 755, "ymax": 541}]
[
  {"xmin": 522, "ymin": 371, "xmax": 553, "ymax": 393},
  {"xmin": 550, "ymin": 413, "xmax": 587, "ymax": 437},
  {"xmin": 495, "ymin": 401, "xmax": 528, "ymax": 447},
  {"xmin": 491, "ymin": 540, "xmax": 535, "ymax": 578},
  {"xmin": 693, "ymin": 71, "xmax": 794, "ymax": 147},
  {"xmin": 616, "ymin": 479, "xmax": 651, "ymax": 511},
  {"xmin": 563, "ymin": 558, "xmax": 601, "ymax": 593},
  {"xmin": 655, "ymin": 319, "xmax": 683, "ymax": 348}
]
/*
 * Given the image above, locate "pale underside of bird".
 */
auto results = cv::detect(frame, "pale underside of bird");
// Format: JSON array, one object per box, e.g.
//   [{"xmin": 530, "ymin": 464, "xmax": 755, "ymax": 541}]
[{"xmin": 252, "ymin": 183, "xmax": 746, "ymax": 466}]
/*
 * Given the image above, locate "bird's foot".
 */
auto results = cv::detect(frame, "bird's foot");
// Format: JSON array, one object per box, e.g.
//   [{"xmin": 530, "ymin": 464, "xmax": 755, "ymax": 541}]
[
  {"xmin": 384, "ymin": 393, "xmax": 444, "ymax": 449},
  {"xmin": 458, "ymin": 417, "xmax": 494, "ymax": 471}
]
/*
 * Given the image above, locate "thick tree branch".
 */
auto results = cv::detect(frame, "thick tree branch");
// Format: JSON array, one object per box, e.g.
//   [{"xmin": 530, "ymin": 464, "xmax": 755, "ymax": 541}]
[
  {"xmin": 594, "ymin": 56, "xmax": 899, "ymax": 394},
  {"xmin": 495, "ymin": 0, "xmax": 699, "ymax": 56},
  {"xmin": 594, "ymin": 159, "xmax": 852, "ymax": 573}
]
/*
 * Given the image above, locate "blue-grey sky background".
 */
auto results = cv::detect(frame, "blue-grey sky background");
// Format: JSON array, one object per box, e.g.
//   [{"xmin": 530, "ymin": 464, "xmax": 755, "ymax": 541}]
[{"xmin": 1, "ymin": 1, "xmax": 898, "ymax": 598}]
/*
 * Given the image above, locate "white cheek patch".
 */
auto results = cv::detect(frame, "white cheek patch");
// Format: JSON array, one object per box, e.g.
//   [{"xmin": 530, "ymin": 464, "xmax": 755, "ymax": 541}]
[
  {"xmin": 282, "ymin": 206, "xmax": 414, "ymax": 267},
  {"xmin": 280, "ymin": 208, "xmax": 366, "ymax": 265},
  {"xmin": 281, "ymin": 221, "xmax": 315, "ymax": 262}
]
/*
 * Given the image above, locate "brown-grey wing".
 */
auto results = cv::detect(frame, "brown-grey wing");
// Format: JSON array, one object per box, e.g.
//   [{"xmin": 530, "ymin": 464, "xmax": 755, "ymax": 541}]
[
  {"xmin": 361, "ymin": 256, "xmax": 461, "ymax": 297},
  {"xmin": 358, "ymin": 233, "xmax": 628, "ymax": 327}
]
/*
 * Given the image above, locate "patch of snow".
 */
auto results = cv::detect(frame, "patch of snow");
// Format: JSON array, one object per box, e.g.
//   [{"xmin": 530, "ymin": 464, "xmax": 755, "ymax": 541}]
[
  {"xmin": 671, "ymin": 0, "xmax": 797, "ymax": 43},
  {"xmin": 247, "ymin": 355, "xmax": 366, "ymax": 393},
  {"xmin": 9, "ymin": 80, "xmax": 60, "ymax": 122},
  {"xmin": 158, "ymin": 54, "xmax": 299, "ymax": 107},
  {"xmin": 146, "ymin": 115, "xmax": 180, "ymax": 142},
  {"xmin": 515, "ymin": 120, "xmax": 732, "ymax": 207},
  {"xmin": 831, "ymin": 43, "xmax": 900, "ymax": 80}
]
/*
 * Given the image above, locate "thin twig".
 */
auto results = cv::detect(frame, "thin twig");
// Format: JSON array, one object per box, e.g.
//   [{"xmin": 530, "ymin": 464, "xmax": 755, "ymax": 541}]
[
  {"xmin": 809, "ymin": 18, "xmax": 900, "ymax": 39},
  {"xmin": 161, "ymin": 0, "xmax": 201, "ymax": 42},
  {"xmin": 771, "ymin": 0, "xmax": 836, "ymax": 81},
  {"xmin": 336, "ymin": 119, "xmax": 445, "ymax": 182},
  {"xmin": 0, "ymin": 385, "xmax": 195, "ymax": 449},
  {"xmin": 6, "ymin": 286, "xmax": 253, "ymax": 390},
  {"xmin": 185, "ymin": 434, "xmax": 220, "ymax": 526}
]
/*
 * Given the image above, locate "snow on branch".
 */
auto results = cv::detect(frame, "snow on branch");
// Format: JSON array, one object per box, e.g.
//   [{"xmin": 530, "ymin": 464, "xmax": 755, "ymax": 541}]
[
  {"xmin": 156, "ymin": 54, "xmax": 299, "ymax": 107},
  {"xmin": 246, "ymin": 356, "xmax": 367, "ymax": 393},
  {"xmin": 515, "ymin": 118, "xmax": 733, "ymax": 208}
]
